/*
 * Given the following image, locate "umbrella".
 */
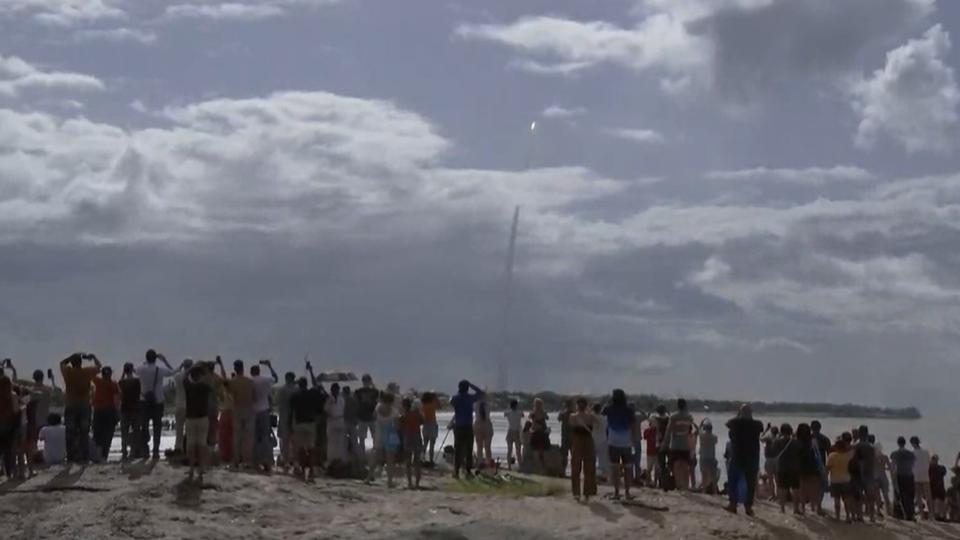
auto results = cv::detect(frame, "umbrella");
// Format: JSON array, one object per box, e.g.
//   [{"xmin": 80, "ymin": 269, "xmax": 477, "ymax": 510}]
[{"xmin": 317, "ymin": 371, "xmax": 358, "ymax": 382}]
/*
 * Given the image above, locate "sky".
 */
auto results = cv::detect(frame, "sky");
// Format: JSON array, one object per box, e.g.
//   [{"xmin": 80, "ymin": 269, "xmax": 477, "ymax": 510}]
[{"xmin": 2, "ymin": 0, "xmax": 960, "ymax": 409}]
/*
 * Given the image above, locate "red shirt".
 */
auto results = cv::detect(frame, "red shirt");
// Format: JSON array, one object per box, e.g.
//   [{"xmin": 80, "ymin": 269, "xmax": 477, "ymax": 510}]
[
  {"xmin": 92, "ymin": 378, "xmax": 120, "ymax": 410},
  {"xmin": 643, "ymin": 425, "xmax": 658, "ymax": 455}
]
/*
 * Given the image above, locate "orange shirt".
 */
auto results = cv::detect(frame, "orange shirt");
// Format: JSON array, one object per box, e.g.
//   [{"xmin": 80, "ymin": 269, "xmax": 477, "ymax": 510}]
[
  {"xmin": 422, "ymin": 401, "xmax": 437, "ymax": 424},
  {"xmin": 61, "ymin": 365, "xmax": 99, "ymax": 406},
  {"xmin": 92, "ymin": 378, "xmax": 120, "ymax": 410}
]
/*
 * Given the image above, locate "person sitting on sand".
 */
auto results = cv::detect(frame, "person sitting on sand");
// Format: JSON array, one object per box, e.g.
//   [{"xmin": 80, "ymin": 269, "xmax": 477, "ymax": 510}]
[
  {"xmin": 117, "ymin": 363, "xmax": 143, "ymax": 460},
  {"xmin": 528, "ymin": 398, "xmax": 550, "ymax": 474},
  {"xmin": 369, "ymin": 392, "xmax": 400, "ymax": 487},
  {"xmin": 250, "ymin": 360, "xmax": 278, "ymax": 473},
  {"xmin": 183, "ymin": 363, "xmax": 216, "ymax": 484},
  {"xmin": 60, "ymin": 352, "xmax": 102, "ymax": 463},
  {"xmin": 827, "ymin": 435, "xmax": 855, "ymax": 522},
  {"xmin": 504, "ymin": 399, "xmax": 523, "ymax": 469},
  {"xmin": 400, "ymin": 397, "xmax": 424, "ymax": 489},
  {"xmin": 890, "ymin": 436, "xmax": 916, "ymax": 521},
  {"xmin": 930, "ymin": 454, "xmax": 948, "ymax": 521},
  {"xmin": 662, "ymin": 398, "xmax": 694, "ymax": 491},
  {"xmin": 724, "ymin": 404, "xmax": 764, "ymax": 516},
  {"xmin": 420, "ymin": 391, "xmax": 438, "ymax": 465},
  {"xmin": 569, "ymin": 397, "xmax": 600, "ymax": 501},
  {"xmin": 699, "ymin": 420, "xmax": 719, "ymax": 494},
  {"xmin": 474, "ymin": 394, "xmax": 494, "ymax": 469},
  {"xmin": 450, "ymin": 380, "xmax": 483, "ymax": 479},
  {"xmin": 218, "ymin": 358, "xmax": 254, "ymax": 470},
  {"xmin": 592, "ymin": 403, "xmax": 609, "ymax": 482},
  {"xmin": 602, "ymin": 389, "xmax": 635, "ymax": 500},
  {"xmin": 38, "ymin": 412, "xmax": 66, "ymax": 465},
  {"xmin": 288, "ymin": 374, "xmax": 325, "ymax": 481},
  {"xmin": 91, "ymin": 366, "xmax": 120, "ymax": 462}
]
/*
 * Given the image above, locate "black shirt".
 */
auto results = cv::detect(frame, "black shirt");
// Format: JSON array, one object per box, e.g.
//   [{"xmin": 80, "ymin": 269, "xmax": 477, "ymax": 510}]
[
  {"xmin": 290, "ymin": 388, "xmax": 327, "ymax": 427},
  {"xmin": 726, "ymin": 417, "xmax": 764, "ymax": 467},
  {"xmin": 814, "ymin": 432, "xmax": 831, "ymax": 461},
  {"xmin": 184, "ymin": 378, "xmax": 212, "ymax": 419},
  {"xmin": 354, "ymin": 387, "xmax": 379, "ymax": 423},
  {"xmin": 118, "ymin": 378, "xmax": 141, "ymax": 413},
  {"xmin": 931, "ymin": 464, "xmax": 948, "ymax": 498}
]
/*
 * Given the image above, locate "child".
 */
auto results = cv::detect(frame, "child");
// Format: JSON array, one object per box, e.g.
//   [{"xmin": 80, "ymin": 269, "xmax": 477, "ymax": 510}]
[
  {"xmin": 399, "ymin": 397, "xmax": 423, "ymax": 489},
  {"xmin": 39, "ymin": 413, "xmax": 66, "ymax": 465}
]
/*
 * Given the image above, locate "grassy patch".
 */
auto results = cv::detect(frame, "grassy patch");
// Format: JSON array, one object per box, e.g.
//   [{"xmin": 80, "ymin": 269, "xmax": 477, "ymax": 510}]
[{"xmin": 443, "ymin": 474, "xmax": 567, "ymax": 498}]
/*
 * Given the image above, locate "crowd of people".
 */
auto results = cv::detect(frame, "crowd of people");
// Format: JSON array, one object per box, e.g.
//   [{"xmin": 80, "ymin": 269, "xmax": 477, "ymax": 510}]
[{"xmin": 2, "ymin": 355, "xmax": 960, "ymax": 525}]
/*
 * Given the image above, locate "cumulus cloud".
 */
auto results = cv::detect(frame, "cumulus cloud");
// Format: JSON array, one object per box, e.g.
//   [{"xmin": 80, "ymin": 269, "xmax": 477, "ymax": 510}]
[
  {"xmin": 851, "ymin": 25, "xmax": 960, "ymax": 154},
  {"xmin": 541, "ymin": 105, "xmax": 587, "ymax": 119},
  {"xmin": 0, "ymin": 55, "xmax": 106, "ymax": 97},
  {"xmin": 74, "ymin": 27, "xmax": 158, "ymax": 45},
  {"xmin": 0, "ymin": 0, "xmax": 125, "ymax": 26},
  {"xmin": 706, "ymin": 166, "xmax": 875, "ymax": 185},
  {"xmin": 164, "ymin": 3, "xmax": 286, "ymax": 21},
  {"xmin": 605, "ymin": 128, "xmax": 665, "ymax": 144}
]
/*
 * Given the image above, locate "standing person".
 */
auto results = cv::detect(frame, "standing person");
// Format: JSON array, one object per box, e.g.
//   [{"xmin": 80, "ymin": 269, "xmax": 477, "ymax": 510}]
[
  {"xmin": 218, "ymin": 358, "xmax": 254, "ymax": 470},
  {"xmin": 827, "ymin": 435, "xmax": 855, "ymax": 522},
  {"xmin": 0, "ymin": 374, "xmax": 20, "ymax": 478},
  {"xmin": 38, "ymin": 413, "xmax": 66, "ymax": 465},
  {"xmin": 183, "ymin": 363, "xmax": 215, "ymax": 484},
  {"xmin": 602, "ymin": 389, "xmax": 636, "ymax": 500},
  {"xmin": 473, "ymin": 395, "xmax": 493, "ymax": 469},
  {"xmin": 911, "ymin": 436, "xmax": 932, "ymax": 519},
  {"xmin": 59, "ymin": 352, "xmax": 101, "ymax": 463},
  {"xmin": 368, "ymin": 392, "xmax": 400, "ymax": 487},
  {"xmin": 136, "ymin": 349, "xmax": 174, "ymax": 461},
  {"xmin": 891, "ymin": 437, "xmax": 916, "ymax": 521},
  {"xmin": 569, "ymin": 397, "xmax": 599, "ymax": 501},
  {"xmin": 342, "ymin": 386, "xmax": 359, "ymax": 460},
  {"xmin": 557, "ymin": 400, "xmax": 574, "ymax": 477},
  {"xmin": 528, "ymin": 398, "xmax": 551, "ymax": 473},
  {"xmin": 761, "ymin": 424, "xmax": 780, "ymax": 501},
  {"xmin": 216, "ymin": 358, "xmax": 235, "ymax": 465},
  {"xmin": 117, "ymin": 363, "xmax": 142, "ymax": 460},
  {"xmin": 852, "ymin": 426, "xmax": 878, "ymax": 522},
  {"xmin": 811, "ymin": 421, "xmax": 831, "ymax": 510},
  {"xmin": 91, "ymin": 367, "xmax": 120, "ymax": 462},
  {"xmin": 172, "ymin": 359, "xmax": 194, "ymax": 454},
  {"xmin": 504, "ymin": 399, "xmax": 523, "ymax": 470},
  {"xmin": 9, "ymin": 360, "xmax": 54, "ymax": 467},
  {"xmin": 288, "ymin": 376, "xmax": 323, "ymax": 481},
  {"xmin": 250, "ymin": 360, "xmax": 278, "ymax": 473},
  {"xmin": 931, "ymin": 454, "xmax": 948, "ymax": 521},
  {"xmin": 420, "ymin": 391, "xmax": 439, "ymax": 465},
  {"xmin": 354, "ymin": 374, "xmax": 379, "ymax": 454},
  {"xmin": 724, "ymin": 404, "xmax": 764, "ymax": 516},
  {"xmin": 662, "ymin": 398, "xmax": 694, "ymax": 491},
  {"xmin": 592, "ymin": 403, "xmax": 609, "ymax": 482},
  {"xmin": 642, "ymin": 417, "xmax": 657, "ymax": 485},
  {"xmin": 399, "ymin": 397, "xmax": 423, "ymax": 489},
  {"xmin": 652, "ymin": 405, "xmax": 670, "ymax": 488},
  {"xmin": 326, "ymin": 383, "xmax": 347, "ymax": 466},
  {"xmin": 871, "ymin": 436, "xmax": 892, "ymax": 516},
  {"xmin": 699, "ymin": 420, "xmax": 719, "ymax": 494},
  {"xmin": 276, "ymin": 372, "xmax": 298, "ymax": 471},
  {"xmin": 449, "ymin": 380, "xmax": 483, "ymax": 479}
]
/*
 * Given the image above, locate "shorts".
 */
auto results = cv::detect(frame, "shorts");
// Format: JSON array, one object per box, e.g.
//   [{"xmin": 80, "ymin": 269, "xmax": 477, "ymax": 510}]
[
  {"xmin": 506, "ymin": 429, "xmax": 521, "ymax": 444},
  {"xmin": 609, "ymin": 446, "xmax": 633, "ymax": 464},
  {"xmin": 403, "ymin": 435, "xmax": 423, "ymax": 458},
  {"xmin": 422, "ymin": 422, "xmax": 438, "ymax": 440},
  {"xmin": 294, "ymin": 423, "xmax": 317, "ymax": 449},
  {"xmin": 830, "ymin": 483, "xmax": 850, "ymax": 498},
  {"xmin": 474, "ymin": 420, "xmax": 493, "ymax": 439},
  {"xmin": 184, "ymin": 418, "xmax": 209, "ymax": 450}
]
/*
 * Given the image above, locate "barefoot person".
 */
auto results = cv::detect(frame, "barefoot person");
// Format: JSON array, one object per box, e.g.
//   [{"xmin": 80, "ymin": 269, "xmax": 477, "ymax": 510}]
[
  {"xmin": 420, "ymin": 391, "xmax": 439, "ymax": 465},
  {"xmin": 891, "ymin": 437, "xmax": 916, "ymax": 521},
  {"xmin": 474, "ymin": 395, "xmax": 493, "ymax": 469},
  {"xmin": 251, "ymin": 360, "xmax": 278, "ymax": 473},
  {"xmin": 827, "ymin": 435, "xmax": 855, "ymax": 522},
  {"xmin": 662, "ymin": 398, "xmax": 694, "ymax": 491},
  {"xmin": 399, "ymin": 397, "xmax": 423, "ymax": 489},
  {"xmin": 528, "ymin": 398, "xmax": 550, "ymax": 473},
  {"xmin": 91, "ymin": 366, "xmax": 120, "ymax": 462},
  {"xmin": 172, "ymin": 359, "xmax": 194, "ymax": 454},
  {"xmin": 603, "ymin": 389, "xmax": 635, "ymax": 500},
  {"xmin": 852, "ymin": 426, "xmax": 878, "ymax": 522},
  {"xmin": 117, "ymin": 363, "xmax": 143, "ymax": 460},
  {"xmin": 569, "ymin": 397, "xmax": 599, "ymax": 501},
  {"xmin": 450, "ymin": 380, "xmax": 483, "ymax": 479},
  {"xmin": 60, "ymin": 352, "xmax": 101, "ymax": 463},
  {"xmin": 504, "ymin": 399, "xmax": 523, "ymax": 470},
  {"xmin": 911, "ymin": 436, "xmax": 932, "ymax": 519},
  {"xmin": 368, "ymin": 392, "xmax": 400, "ymax": 487},
  {"xmin": 136, "ymin": 349, "xmax": 173, "ymax": 461},
  {"xmin": 699, "ymin": 420, "xmax": 719, "ymax": 494},
  {"xmin": 9, "ymin": 360, "xmax": 54, "ymax": 468},
  {"xmin": 276, "ymin": 372, "xmax": 298, "ymax": 471},
  {"xmin": 354, "ymin": 374, "xmax": 379, "ymax": 454},
  {"xmin": 0, "ymin": 373, "xmax": 20, "ymax": 478},
  {"xmin": 218, "ymin": 358, "xmax": 254, "ymax": 470},
  {"xmin": 724, "ymin": 404, "xmax": 764, "ymax": 515},
  {"xmin": 326, "ymin": 383, "xmax": 348, "ymax": 467},
  {"xmin": 183, "ymin": 363, "xmax": 216, "ymax": 483},
  {"xmin": 288, "ymin": 374, "xmax": 325, "ymax": 481}
]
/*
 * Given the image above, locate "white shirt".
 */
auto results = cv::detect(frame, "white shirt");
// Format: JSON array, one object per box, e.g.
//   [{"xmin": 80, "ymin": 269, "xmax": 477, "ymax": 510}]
[
  {"xmin": 913, "ymin": 447, "xmax": 931, "ymax": 480},
  {"xmin": 505, "ymin": 409, "xmax": 523, "ymax": 431},
  {"xmin": 39, "ymin": 425, "xmax": 66, "ymax": 464},
  {"xmin": 252, "ymin": 376, "xmax": 274, "ymax": 413},
  {"xmin": 136, "ymin": 363, "xmax": 174, "ymax": 398},
  {"xmin": 173, "ymin": 372, "xmax": 187, "ymax": 410},
  {"xmin": 327, "ymin": 395, "xmax": 345, "ymax": 421}
]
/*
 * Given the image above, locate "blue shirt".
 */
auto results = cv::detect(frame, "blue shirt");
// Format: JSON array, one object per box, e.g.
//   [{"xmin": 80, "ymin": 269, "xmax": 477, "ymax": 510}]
[
  {"xmin": 451, "ymin": 393, "xmax": 478, "ymax": 428},
  {"xmin": 602, "ymin": 404, "xmax": 635, "ymax": 448}
]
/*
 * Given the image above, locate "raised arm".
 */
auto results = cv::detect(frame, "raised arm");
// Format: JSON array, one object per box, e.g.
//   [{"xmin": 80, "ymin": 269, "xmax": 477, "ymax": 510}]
[
  {"xmin": 2, "ymin": 359, "xmax": 16, "ymax": 381},
  {"xmin": 60, "ymin": 352, "xmax": 83, "ymax": 368},
  {"xmin": 306, "ymin": 361, "xmax": 318, "ymax": 388},
  {"xmin": 261, "ymin": 359, "xmax": 278, "ymax": 383},
  {"xmin": 88, "ymin": 353, "xmax": 102, "ymax": 369},
  {"xmin": 47, "ymin": 369, "xmax": 57, "ymax": 389},
  {"xmin": 216, "ymin": 356, "xmax": 227, "ymax": 379},
  {"xmin": 156, "ymin": 352, "xmax": 172, "ymax": 370},
  {"xmin": 467, "ymin": 381, "xmax": 483, "ymax": 396}
]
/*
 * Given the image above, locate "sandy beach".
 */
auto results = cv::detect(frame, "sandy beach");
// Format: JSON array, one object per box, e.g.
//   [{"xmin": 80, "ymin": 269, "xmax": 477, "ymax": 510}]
[{"xmin": 3, "ymin": 461, "xmax": 959, "ymax": 540}]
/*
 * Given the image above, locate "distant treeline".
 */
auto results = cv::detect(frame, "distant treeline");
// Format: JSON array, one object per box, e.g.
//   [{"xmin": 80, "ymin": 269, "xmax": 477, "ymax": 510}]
[{"xmin": 454, "ymin": 391, "xmax": 922, "ymax": 420}]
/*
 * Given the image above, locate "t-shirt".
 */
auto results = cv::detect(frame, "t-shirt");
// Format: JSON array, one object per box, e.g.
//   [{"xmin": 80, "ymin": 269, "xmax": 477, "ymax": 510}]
[
  {"xmin": 28, "ymin": 385, "xmax": 52, "ymax": 428},
  {"xmin": 118, "ymin": 378, "xmax": 141, "ymax": 413},
  {"xmin": 891, "ymin": 448, "xmax": 916, "ymax": 477},
  {"xmin": 39, "ymin": 425, "xmax": 66, "ymax": 464},
  {"xmin": 251, "ymin": 375, "xmax": 274, "ymax": 413},
  {"xmin": 827, "ymin": 450, "xmax": 854, "ymax": 484},
  {"xmin": 726, "ymin": 417, "xmax": 764, "ymax": 466},
  {"xmin": 61, "ymin": 365, "xmax": 99, "ymax": 406},
  {"xmin": 421, "ymin": 400, "xmax": 437, "ymax": 424},
  {"xmin": 602, "ymin": 404, "xmax": 635, "ymax": 449},
  {"xmin": 664, "ymin": 410, "xmax": 694, "ymax": 451},
  {"xmin": 505, "ymin": 409, "xmax": 523, "ymax": 431},
  {"xmin": 354, "ymin": 387, "xmax": 379, "ymax": 423},
  {"xmin": 136, "ymin": 364, "xmax": 174, "ymax": 399},
  {"xmin": 451, "ymin": 392, "xmax": 479, "ymax": 428},
  {"xmin": 852, "ymin": 441, "xmax": 876, "ymax": 480},
  {"xmin": 400, "ymin": 410, "xmax": 423, "ymax": 439},
  {"xmin": 700, "ymin": 432, "xmax": 718, "ymax": 461},
  {"xmin": 92, "ymin": 378, "xmax": 120, "ymax": 410},
  {"xmin": 931, "ymin": 464, "xmax": 948, "ymax": 498},
  {"xmin": 184, "ymin": 378, "xmax": 213, "ymax": 419},
  {"xmin": 913, "ymin": 447, "xmax": 931, "ymax": 481},
  {"xmin": 814, "ymin": 432, "xmax": 832, "ymax": 462},
  {"xmin": 226, "ymin": 375, "xmax": 254, "ymax": 411},
  {"xmin": 290, "ymin": 388, "xmax": 326, "ymax": 426},
  {"xmin": 276, "ymin": 383, "xmax": 297, "ymax": 421},
  {"xmin": 644, "ymin": 426, "xmax": 658, "ymax": 454},
  {"xmin": 173, "ymin": 372, "xmax": 187, "ymax": 410}
]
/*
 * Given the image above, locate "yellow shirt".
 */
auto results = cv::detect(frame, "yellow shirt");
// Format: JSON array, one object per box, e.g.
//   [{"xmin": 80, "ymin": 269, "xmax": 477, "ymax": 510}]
[
  {"xmin": 61, "ymin": 365, "xmax": 99, "ymax": 406},
  {"xmin": 826, "ymin": 450, "xmax": 853, "ymax": 484}
]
